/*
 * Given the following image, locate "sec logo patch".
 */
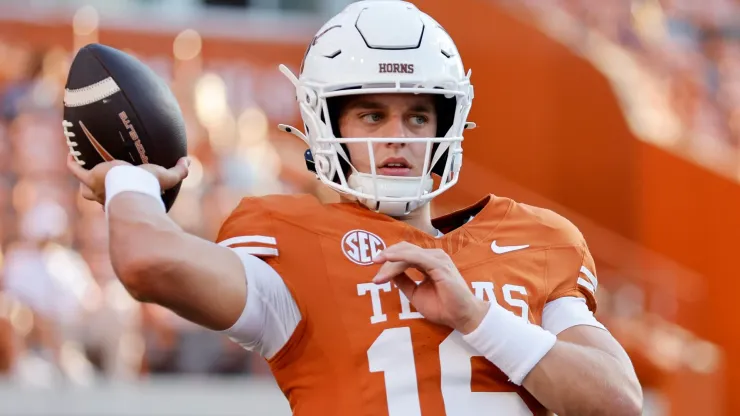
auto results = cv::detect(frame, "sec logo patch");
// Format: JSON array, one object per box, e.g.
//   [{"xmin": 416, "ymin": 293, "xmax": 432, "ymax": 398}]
[{"xmin": 341, "ymin": 229, "xmax": 386, "ymax": 266}]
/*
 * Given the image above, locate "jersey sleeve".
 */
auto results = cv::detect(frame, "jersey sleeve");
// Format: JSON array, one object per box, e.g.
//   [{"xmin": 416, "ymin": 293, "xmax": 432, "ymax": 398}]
[
  {"xmin": 219, "ymin": 250, "xmax": 301, "ymax": 359},
  {"xmin": 215, "ymin": 197, "xmax": 302, "ymax": 359},
  {"xmin": 216, "ymin": 197, "xmax": 280, "ymax": 258},
  {"xmin": 546, "ymin": 239, "xmax": 599, "ymax": 314},
  {"xmin": 541, "ymin": 296, "xmax": 606, "ymax": 335}
]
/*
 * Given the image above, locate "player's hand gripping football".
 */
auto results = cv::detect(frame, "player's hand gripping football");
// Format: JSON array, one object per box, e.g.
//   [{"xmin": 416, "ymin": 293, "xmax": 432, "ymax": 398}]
[
  {"xmin": 373, "ymin": 242, "xmax": 490, "ymax": 334},
  {"xmin": 66, "ymin": 155, "xmax": 190, "ymax": 206}
]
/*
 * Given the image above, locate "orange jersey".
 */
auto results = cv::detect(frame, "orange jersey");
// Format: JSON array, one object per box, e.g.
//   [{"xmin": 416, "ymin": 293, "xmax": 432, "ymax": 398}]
[{"xmin": 216, "ymin": 194, "xmax": 598, "ymax": 416}]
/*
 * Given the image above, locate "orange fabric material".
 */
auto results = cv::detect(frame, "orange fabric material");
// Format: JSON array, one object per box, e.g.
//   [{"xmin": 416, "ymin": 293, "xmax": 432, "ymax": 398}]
[{"xmin": 216, "ymin": 194, "xmax": 598, "ymax": 416}]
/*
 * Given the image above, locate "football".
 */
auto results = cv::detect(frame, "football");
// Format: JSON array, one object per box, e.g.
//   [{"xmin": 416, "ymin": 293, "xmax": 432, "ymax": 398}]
[{"xmin": 62, "ymin": 43, "xmax": 187, "ymax": 211}]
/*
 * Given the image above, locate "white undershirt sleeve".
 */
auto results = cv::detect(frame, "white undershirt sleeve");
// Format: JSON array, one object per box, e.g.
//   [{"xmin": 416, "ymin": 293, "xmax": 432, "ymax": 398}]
[
  {"xmin": 219, "ymin": 248, "xmax": 301, "ymax": 359},
  {"xmin": 541, "ymin": 296, "xmax": 606, "ymax": 335}
]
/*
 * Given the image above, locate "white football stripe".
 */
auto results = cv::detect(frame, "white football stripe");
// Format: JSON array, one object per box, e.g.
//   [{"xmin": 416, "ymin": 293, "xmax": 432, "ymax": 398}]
[
  {"xmin": 230, "ymin": 246, "xmax": 279, "ymax": 257},
  {"xmin": 577, "ymin": 277, "xmax": 595, "ymax": 294},
  {"xmin": 580, "ymin": 266, "xmax": 598, "ymax": 290},
  {"xmin": 218, "ymin": 235, "xmax": 277, "ymax": 247},
  {"xmin": 64, "ymin": 77, "xmax": 121, "ymax": 107}
]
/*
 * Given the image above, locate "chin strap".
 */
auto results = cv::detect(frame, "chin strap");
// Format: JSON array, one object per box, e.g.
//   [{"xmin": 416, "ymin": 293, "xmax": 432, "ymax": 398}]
[
  {"xmin": 373, "ymin": 201, "xmax": 418, "ymax": 217},
  {"xmin": 348, "ymin": 173, "xmax": 433, "ymax": 216}
]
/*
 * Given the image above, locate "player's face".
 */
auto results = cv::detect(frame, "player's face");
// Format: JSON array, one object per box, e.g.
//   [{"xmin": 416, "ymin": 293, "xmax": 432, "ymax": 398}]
[{"xmin": 338, "ymin": 94, "xmax": 437, "ymax": 177}]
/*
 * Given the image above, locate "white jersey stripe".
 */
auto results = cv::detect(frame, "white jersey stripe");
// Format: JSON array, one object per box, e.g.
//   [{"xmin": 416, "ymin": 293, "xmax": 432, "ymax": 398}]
[
  {"xmin": 219, "ymin": 235, "xmax": 277, "ymax": 247},
  {"xmin": 577, "ymin": 277, "xmax": 595, "ymax": 294},
  {"xmin": 579, "ymin": 266, "xmax": 598, "ymax": 290},
  {"xmin": 231, "ymin": 246, "xmax": 279, "ymax": 257}
]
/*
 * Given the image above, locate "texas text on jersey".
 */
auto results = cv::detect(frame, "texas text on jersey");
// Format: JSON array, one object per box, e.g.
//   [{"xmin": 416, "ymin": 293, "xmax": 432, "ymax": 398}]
[{"xmin": 216, "ymin": 193, "xmax": 602, "ymax": 416}]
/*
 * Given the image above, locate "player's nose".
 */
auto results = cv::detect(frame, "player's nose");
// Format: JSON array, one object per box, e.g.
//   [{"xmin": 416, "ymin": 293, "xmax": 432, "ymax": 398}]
[{"xmin": 382, "ymin": 116, "xmax": 408, "ymax": 148}]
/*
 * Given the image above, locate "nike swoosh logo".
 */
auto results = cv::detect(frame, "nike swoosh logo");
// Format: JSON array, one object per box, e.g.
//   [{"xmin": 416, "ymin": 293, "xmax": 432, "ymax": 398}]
[
  {"xmin": 491, "ymin": 241, "xmax": 530, "ymax": 254},
  {"xmin": 79, "ymin": 121, "xmax": 114, "ymax": 162}
]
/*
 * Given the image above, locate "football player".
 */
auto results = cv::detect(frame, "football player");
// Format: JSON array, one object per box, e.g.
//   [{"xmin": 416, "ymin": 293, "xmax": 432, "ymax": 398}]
[{"xmin": 68, "ymin": 1, "xmax": 642, "ymax": 415}]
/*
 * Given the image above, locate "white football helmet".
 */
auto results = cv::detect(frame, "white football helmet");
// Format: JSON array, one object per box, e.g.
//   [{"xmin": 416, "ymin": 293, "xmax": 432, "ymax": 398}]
[{"xmin": 279, "ymin": 0, "xmax": 475, "ymax": 216}]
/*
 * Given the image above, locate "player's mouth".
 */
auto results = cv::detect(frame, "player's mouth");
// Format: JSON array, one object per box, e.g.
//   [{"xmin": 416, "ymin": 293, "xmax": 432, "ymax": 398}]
[{"xmin": 377, "ymin": 157, "xmax": 413, "ymax": 176}]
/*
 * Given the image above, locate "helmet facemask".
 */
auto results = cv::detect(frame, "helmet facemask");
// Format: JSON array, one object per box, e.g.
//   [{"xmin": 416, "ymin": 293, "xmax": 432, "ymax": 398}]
[{"xmin": 277, "ymin": 1, "xmax": 475, "ymax": 216}]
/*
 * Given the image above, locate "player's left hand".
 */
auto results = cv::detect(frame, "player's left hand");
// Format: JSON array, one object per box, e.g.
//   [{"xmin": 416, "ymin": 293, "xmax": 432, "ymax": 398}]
[{"xmin": 372, "ymin": 242, "xmax": 489, "ymax": 334}]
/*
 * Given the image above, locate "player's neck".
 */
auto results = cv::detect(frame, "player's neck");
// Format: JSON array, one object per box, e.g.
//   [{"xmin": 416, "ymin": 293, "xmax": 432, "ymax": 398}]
[
  {"xmin": 339, "ymin": 196, "xmax": 437, "ymax": 237},
  {"xmin": 396, "ymin": 202, "xmax": 437, "ymax": 236}
]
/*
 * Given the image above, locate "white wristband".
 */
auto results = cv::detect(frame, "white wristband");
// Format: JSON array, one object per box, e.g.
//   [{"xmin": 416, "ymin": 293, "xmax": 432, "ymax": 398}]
[
  {"xmin": 462, "ymin": 303, "xmax": 557, "ymax": 385},
  {"xmin": 104, "ymin": 165, "xmax": 165, "ymax": 214}
]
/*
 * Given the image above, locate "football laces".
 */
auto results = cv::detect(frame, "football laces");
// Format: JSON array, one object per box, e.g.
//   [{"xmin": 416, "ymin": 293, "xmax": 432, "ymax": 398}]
[{"xmin": 62, "ymin": 120, "xmax": 85, "ymax": 166}]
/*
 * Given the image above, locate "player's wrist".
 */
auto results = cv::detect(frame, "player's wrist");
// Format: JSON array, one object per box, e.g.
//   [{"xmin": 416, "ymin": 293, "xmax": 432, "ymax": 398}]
[
  {"xmin": 104, "ymin": 165, "xmax": 166, "ymax": 214},
  {"xmin": 461, "ymin": 301, "xmax": 557, "ymax": 386},
  {"xmin": 455, "ymin": 298, "xmax": 490, "ymax": 335}
]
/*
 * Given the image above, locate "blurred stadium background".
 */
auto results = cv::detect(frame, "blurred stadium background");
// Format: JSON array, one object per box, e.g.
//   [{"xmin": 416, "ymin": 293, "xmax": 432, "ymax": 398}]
[{"xmin": 0, "ymin": 0, "xmax": 737, "ymax": 414}]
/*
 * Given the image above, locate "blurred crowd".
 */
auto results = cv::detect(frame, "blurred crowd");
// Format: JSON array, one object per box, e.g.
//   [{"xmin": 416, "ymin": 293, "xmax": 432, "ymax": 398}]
[
  {"xmin": 502, "ymin": 0, "xmax": 740, "ymax": 170},
  {"xmin": 1, "ymin": 0, "xmax": 736, "ymax": 386},
  {"xmin": 0, "ymin": 37, "xmax": 313, "ymax": 384}
]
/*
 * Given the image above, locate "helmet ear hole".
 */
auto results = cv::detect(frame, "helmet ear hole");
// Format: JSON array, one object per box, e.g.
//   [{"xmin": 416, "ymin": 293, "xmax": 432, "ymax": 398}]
[
  {"xmin": 434, "ymin": 95, "xmax": 457, "ymax": 138},
  {"xmin": 299, "ymin": 87, "xmax": 318, "ymax": 107},
  {"xmin": 430, "ymin": 145, "xmax": 448, "ymax": 177},
  {"xmin": 430, "ymin": 95, "xmax": 457, "ymax": 177},
  {"xmin": 325, "ymin": 97, "xmax": 344, "ymax": 139},
  {"xmin": 335, "ymin": 144, "xmax": 352, "ymax": 182},
  {"xmin": 323, "ymin": 97, "xmax": 352, "ymax": 183}
]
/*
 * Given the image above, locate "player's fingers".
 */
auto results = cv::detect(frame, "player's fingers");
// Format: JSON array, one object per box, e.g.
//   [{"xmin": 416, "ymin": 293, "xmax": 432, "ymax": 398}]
[
  {"xmin": 427, "ymin": 248, "xmax": 451, "ymax": 261},
  {"xmin": 159, "ymin": 158, "xmax": 189, "ymax": 188},
  {"xmin": 168, "ymin": 157, "xmax": 190, "ymax": 180},
  {"xmin": 375, "ymin": 245, "xmax": 445, "ymax": 275},
  {"xmin": 425, "ymin": 249, "xmax": 459, "ymax": 276},
  {"xmin": 67, "ymin": 154, "xmax": 94, "ymax": 188},
  {"xmin": 392, "ymin": 272, "xmax": 420, "ymax": 302},
  {"xmin": 141, "ymin": 161, "xmax": 187, "ymax": 191},
  {"xmin": 373, "ymin": 241, "xmax": 421, "ymax": 263},
  {"xmin": 372, "ymin": 260, "xmax": 411, "ymax": 284},
  {"xmin": 79, "ymin": 183, "xmax": 98, "ymax": 202},
  {"xmin": 388, "ymin": 252, "xmax": 452, "ymax": 283}
]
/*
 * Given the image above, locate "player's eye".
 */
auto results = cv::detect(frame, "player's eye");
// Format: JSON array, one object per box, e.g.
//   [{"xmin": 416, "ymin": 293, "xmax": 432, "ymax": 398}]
[
  {"xmin": 361, "ymin": 113, "xmax": 383, "ymax": 124},
  {"xmin": 409, "ymin": 115, "xmax": 428, "ymax": 126}
]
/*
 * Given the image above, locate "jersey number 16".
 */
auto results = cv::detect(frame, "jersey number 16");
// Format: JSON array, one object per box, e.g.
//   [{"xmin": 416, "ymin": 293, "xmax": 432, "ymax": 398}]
[{"xmin": 368, "ymin": 327, "xmax": 533, "ymax": 415}]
